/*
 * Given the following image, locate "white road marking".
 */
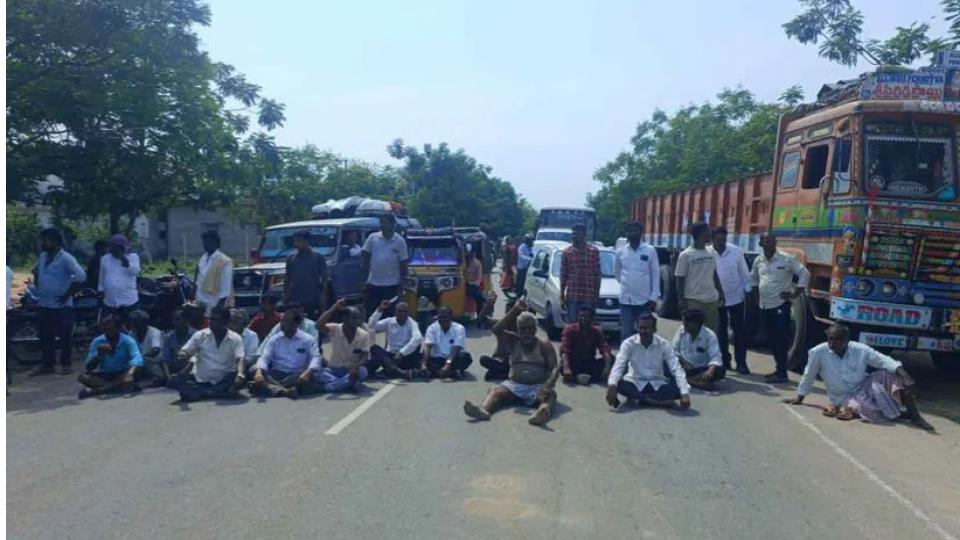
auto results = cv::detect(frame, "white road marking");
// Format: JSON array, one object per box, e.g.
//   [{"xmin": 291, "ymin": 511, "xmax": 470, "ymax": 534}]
[
  {"xmin": 324, "ymin": 382, "xmax": 398, "ymax": 435},
  {"xmin": 782, "ymin": 404, "xmax": 957, "ymax": 540}
]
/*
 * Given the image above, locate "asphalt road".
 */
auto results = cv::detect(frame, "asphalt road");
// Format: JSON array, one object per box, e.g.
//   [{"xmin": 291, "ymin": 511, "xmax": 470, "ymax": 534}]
[{"xmin": 7, "ymin": 305, "xmax": 960, "ymax": 539}]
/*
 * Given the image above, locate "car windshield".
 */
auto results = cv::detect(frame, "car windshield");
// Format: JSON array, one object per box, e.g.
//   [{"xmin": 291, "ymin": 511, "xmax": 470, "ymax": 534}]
[
  {"xmin": 537, "ymin": 230, "xmax": 572, "ymax": 242},
  {"xmin": 260, "ymin": 226, "xmax": 338, "ymax": 261},
  {"xmin": 408, "ymin": 238, "xmax": 460, "ymax": 266},
  {"xmin": 865, "ymin": 123, "xmax": 954, "ymax": 197},
  {"xmin": 551, "ymin": 250, "xmax": 616, "ymax": 277}
]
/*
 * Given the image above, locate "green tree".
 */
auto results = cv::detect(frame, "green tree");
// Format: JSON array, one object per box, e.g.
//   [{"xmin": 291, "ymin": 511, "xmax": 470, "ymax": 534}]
[
  {"xmin": 387, "ymin": 139, "xmax": 533, "ymax": 239},
  {"xmin": 783, "ymin": 0, "xmax": 960, "ymax": 66},
  {"xmin": 6, "ymin": 0, "xmax": 285, "ymax": 233},
  {"xmin": 589, "ymin": 88, "xmax": 794, "ymax": 243}
]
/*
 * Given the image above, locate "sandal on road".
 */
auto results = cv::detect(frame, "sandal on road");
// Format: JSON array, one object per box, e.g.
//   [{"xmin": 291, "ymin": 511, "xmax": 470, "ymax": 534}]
[
  {"xmin": 836, "ymin": 407, "xmax": 857, "ymax": 421},
  {"xmin": 822, "ymin": 405, "xmax": 839, "ymax": 418}
]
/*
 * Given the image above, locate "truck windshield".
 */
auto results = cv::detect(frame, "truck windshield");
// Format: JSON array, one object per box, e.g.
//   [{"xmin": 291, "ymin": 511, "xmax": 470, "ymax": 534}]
[
  {"xmin": 408, "ymin": 238, "xmax": 460, "ymax": 266},
  {"xmin": 260, "ymin": 226, "xmax": 338, "ymax": 261},
  {"xmin": 865, "ymin": 123, "xmax": 954, "ymax": 197}
]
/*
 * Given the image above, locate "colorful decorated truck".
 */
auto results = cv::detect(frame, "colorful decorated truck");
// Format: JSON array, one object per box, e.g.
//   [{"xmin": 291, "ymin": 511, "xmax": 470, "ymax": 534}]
[{"xmin": 631, "ymin": 66, "xmax": 960, "ymax": 373}]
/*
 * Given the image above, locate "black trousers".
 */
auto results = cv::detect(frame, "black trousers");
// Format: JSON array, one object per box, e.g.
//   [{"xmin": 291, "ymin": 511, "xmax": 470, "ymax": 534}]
[
  {"xmin": 568, "ymin": 356, "xmax": 606, "ymax": 383},
  {"xmin": 515, "ymin": 268, "xmax": 528, "ymax": 297},
  {"xmin": 427, "ymin": 352, "xmax": 473, "ymax": 377},
  {"xmin": 466, "ymin": 284, "xmax": 486, "ymax": 314},
  {"xmin": 479, "ymin": 354, "xmax": 509, "ymax": 380},
  {"xmin": 367, "ymin": 345, "xmax": 422, "ymax": 376},
  {"xmin": 717, "ymin": 302, "xmax": 747, "ymax": 369},
  {"xmin": 364, "ymin": 284, "xmax": 399, "ymax": 319},
  {"xmin": 763, "ymin": 302, "xmax": 791, "ymax": 376},
  {"xmin": 617, "ymin": 379, "xmax": 681, "ymax": 401},
  {"xmin": 168, "ymin": 372, "xmax": 241, "ymax": 401},
  {"xmin": 685, "ymin": 365, "xmax": 726, "ymax": 382},
  {"xmin": 38, "ymin": 307, "xmax": 74, "ymax": 368}
]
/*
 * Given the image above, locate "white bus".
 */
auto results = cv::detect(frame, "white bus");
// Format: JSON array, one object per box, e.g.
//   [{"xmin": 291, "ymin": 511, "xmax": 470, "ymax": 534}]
[{"xmin": 536, "ymin": 207, "xmax": 597, "ymax": 242}]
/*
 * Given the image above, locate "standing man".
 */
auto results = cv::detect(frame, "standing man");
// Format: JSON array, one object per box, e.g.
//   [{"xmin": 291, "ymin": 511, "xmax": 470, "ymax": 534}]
[
  {"xmin": 361, "ymin": 214, "xmax": 409, "ymax": 318},
  {"xmin": 751, "ymin": 233, "xmax": 810, "ymax": 383},
  {"xmin": 499, "ymin": 236, "xmax": 516, "ymax": 295},
  {"xmin": 514, "ymin": 234, "xmax": 534, "ymax": 297},
  {"xmin": 560, "ymin": 223, "xmax": 601, "ymax": 323},
  {"xmin": 84, "ymin": 239, "xmax": 109, "ymax": 291},
  {"xmin": 195, "ymin": 230, "xmax": 234, "ymax": 317},
  {"xmin": 606, "ymin": 315, "xmax": 691, "ymax": 411},
  {"xmin": 284, "ymin": 230, "xmax": 328, "ymax": 319},
  {"xmin": 98, "ymin": 234, "xmax": 141, "ymax": 321},
  {"xmin": 168, "ymin": 307, "xmax": 246, "ymax": 402},
  {"xmin": 674, "ymin": 222, "xmax": 724, "ymax": 335},
  {"xmin": 31, "ymin": 228, "xmax": 87, "ymax": 376},
  {"xmin": 614, "ymin": 221, "xmax": 660, "ymax": 344},
  {"xmin": 709, "ymin": 227, "xmax": 752, "ymax": 374}
]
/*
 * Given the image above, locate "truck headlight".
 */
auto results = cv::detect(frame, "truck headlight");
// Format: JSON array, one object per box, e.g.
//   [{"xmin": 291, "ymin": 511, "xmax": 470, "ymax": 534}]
[
  {"xmin": 880, "ymin": 281, "xmax": 896, "ymax": 298},
  {"xmin": 913, "ymin": 292, "xmax": 925, "ymax": 305}
]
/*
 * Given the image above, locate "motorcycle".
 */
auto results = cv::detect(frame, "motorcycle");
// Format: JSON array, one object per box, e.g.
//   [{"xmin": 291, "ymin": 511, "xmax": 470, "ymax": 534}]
[{"xmin": 137, "ymin": 259, "xmax": 196, "ymax": 330}]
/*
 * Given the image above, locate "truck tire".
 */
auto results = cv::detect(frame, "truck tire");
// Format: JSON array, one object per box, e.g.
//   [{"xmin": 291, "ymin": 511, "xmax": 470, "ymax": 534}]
[
  {"xmin": 658, "ymin": 264, "xmax": 679, "ymax": 319},
  {"xmin": 931, "ymin": 351, "xmax": 960, "ymax": 377},
  {"xmin": 787, "ymin": 296, "xmax": 821, "ymax": 373}
]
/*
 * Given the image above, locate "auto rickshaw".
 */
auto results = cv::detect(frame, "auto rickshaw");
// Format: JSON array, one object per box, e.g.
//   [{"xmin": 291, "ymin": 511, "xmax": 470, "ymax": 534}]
[{"xmin": 402, "ymin": 228, "xmax": 467, "ymax": 329}]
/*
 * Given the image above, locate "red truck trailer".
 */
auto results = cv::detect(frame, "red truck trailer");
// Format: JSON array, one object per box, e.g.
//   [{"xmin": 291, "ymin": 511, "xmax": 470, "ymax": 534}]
[{"xmin": 630, "ymin": 67, "xmax": 960, "ymax": 373}]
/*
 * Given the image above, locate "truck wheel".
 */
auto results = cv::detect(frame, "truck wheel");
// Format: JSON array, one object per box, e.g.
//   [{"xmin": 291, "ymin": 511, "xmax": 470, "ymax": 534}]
[
  {"xmin": 544, "ymin": 304, "xmax": 562, "ymax": 341},
  {"xmin": 931, "ymin": 352, "xmax": 960, "ymax": 377},
  {"xmin": 787, "ymin": 296, "xmax": 820, "ymax": 373},
  {"xmin": 658, "ymin": 265, "xmax": 679, "ymax": 318}
]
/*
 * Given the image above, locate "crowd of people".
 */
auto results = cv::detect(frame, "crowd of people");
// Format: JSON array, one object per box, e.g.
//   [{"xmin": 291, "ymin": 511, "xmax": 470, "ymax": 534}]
[{"xmin": 14, "ymin": 217, "xmax": 935, "ymax": 431}]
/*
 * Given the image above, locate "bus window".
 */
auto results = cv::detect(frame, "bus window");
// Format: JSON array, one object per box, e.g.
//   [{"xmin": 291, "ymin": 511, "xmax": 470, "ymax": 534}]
[
  {"xmin": 779, "ymin": 151, "xmax": 800, "ymax": 190},
  {"xmin": 832, "ymin": 137, "xmax": 852, "ymax": 194}
]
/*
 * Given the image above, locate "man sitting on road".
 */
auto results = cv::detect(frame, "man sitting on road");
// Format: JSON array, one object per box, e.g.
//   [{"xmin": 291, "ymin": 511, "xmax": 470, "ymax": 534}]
[
  {"xmin": 423, "ymin": 306, "xmax": 473, "ymax": 379},
  {"xmin": 478, "ymin": 316, "xmax": 513, "ymax": 381},
  {"xmin": 249, "ymin": 309, "xmax": 323, "ymax": 399},
  {"xmin": 258, "ymin": 303, "xmax": 318, "ymax": 355},
  {"xmin": 228, "ymin": 308, "xmax": 260, "ymax": 372},
  {"xmin": 606, "ymin": 314, "xmax": 691, "ymax": 411},
  {"xmin": 463, "ymin": 300, "xmax": 560, "ymax": 426},
  {"xmin": 366, "ymin": 299, "xmax": 424, "ymax": 379},
  {"xmin": 315, "ymin": 300, "xmax": 371, "ymax": 393},
  {"xmin": 78, "ymin": 315, "xmax": 144, "ymax": 399},
  {"xmin": 249, "ymin": 293, "xmax": 282, "ymax": 341},
  {"xmin": 129, "ymin": 309, "xmax": 163, "ymax": 387},
  {"xmin": 157, "ymin": 309, "xmax": 197, "ymax": 385},
  {"xmin": 560, "ymin": 306, "xmax": 612, "ymax": 385},
  {"xmin": 784, "ymin": 323, "xmax": 934, "ymax": 430},
  {"xmin": 672, "ymin": 309, "xmax": 724, "ymax": 390},
  {"xmin": 168, "ymin": 307, "xmax": 246, "ymax": 402}
]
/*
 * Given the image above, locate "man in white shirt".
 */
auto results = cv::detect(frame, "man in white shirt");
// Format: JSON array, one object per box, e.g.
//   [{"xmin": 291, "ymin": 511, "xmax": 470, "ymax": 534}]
[
  {"xmin": 606, "ymin": 315, "xmax": 691, "ymax": 410},
  {"xmin": 672, "ymin": 309, "xmax": 724, "ymax": 389},
  {"xmin": 195, "ymin": 230, "xmax": 234, "ymax": 317},
  {"xmin": 423, "ymin": 306, "xmax": 473, "ymax": 379},
  {"xmin": 708, "ymin": 227, "xmax": 752, "ymax": 373},
  {"xmin": 315, "ymin": 300, "xmax": 371, "ymax": 392},
  {"xmin": 98, "ymin": 234, "xmax": 141, "ymax": 320},
  {"xmin": 784, "ymin": 324, "xmax": 933, "ymax": 430},
  {"xmin": 250, "ymin": 309, "xmax": 324, "ymax": 398},
  {"xmin": 674, "ymin": 222, "xmax": 724, "ymax": 335},
  {"xmin": 614, "ymin": 222, "xmax": 661, "ymax": 344},
  {"xmin": 361, "ymin": 214, "xmax": 409, "ymax": 319},
  {"xmin": 168, "ymin": 307, "xmax": 245, "ymax": 402},
  {"xmin": 228, "ymin": 309, "xmax": 260, "ymax": 372},
  {"xmin": 514, "ymin": 234, "xmax": 534, "ymax": 297},
  {"xmin": 367, "ymin": 299, "xmax": 423, "ymax": 379},
  {"xmin": 129, "ymin": 310, "xmax": 164, "ymax": 386},
  {"xmin": 751, "ymin": 233, "xmax": 810, "ymax": 383}
]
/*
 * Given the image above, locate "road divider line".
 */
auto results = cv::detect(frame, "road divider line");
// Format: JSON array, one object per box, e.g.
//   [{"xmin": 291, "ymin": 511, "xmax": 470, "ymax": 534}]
[
  {"xmin": 782, "ymin": 404, "xmax": 956, "ymax": 540},
  {"xmin": 324, "ymin": 382, "xmax": 397, "ymax": 435}
]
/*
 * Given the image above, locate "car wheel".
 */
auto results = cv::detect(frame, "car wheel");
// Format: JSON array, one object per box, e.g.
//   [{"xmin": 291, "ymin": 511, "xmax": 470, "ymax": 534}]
[{"xmin": 544, "ymin": 303, "xmax": 562, "ymax": 341}]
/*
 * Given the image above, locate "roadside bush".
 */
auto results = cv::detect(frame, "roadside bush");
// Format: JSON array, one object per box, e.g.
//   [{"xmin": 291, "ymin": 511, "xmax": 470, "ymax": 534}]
[{"xmin": 6, "ymin": 205, "xmax": 40, "ymax": 268}]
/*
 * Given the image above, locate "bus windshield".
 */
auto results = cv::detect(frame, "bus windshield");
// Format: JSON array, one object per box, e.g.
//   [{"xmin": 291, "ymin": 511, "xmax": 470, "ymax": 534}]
[
  {"xmin": 260, "ymin": 226, "xmax": 338, "ymax": 261},
  {"xmin": 865, "ymin": 122, "xmax": 954, "ymax": 197},
  {"xmin": 538, "ymin": 208, "xmax": 596, "ymax": 241}
]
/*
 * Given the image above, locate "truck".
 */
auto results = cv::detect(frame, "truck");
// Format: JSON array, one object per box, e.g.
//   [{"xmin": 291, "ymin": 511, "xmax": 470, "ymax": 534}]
[{"xmin": 630, "ymin": 66, "xmax": 960, "ymax": 373}]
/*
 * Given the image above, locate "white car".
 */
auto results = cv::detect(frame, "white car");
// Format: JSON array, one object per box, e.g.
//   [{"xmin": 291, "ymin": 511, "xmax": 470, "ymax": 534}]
[
  {"xmin": 534, "ymin": 227, "xmax": 573, "ymax": 244},
  {"xmin": 523, "ymin": 243, "xmax": 620, "ymax": 340}
]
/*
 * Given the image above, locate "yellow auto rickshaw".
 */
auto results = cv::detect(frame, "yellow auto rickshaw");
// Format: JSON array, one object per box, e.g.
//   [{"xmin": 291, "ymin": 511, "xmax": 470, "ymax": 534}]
[{"xmin": 402, "ymin": 228, "xmax": 467, "ymax": 328}]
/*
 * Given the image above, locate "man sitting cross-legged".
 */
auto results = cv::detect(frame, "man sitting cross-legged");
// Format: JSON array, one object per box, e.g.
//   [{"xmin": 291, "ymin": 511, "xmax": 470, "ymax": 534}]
[
  {"xmin": 156, "ymin": 309, "xmax": 197, "ymax": 386},
  {"xmin": 423, "ymin": 306, "xmax": 473, "ymax": 379},
  {"xmin": 606, "ymin": 314, "xmax": 691, "ymax": 411},
  {"xmin": 315, "ymin": 299, "xmax": 371, "ymax": 393},
  {"xmin": 249, "ymin": 309, "xmax": 323, "ymax": 399},
  {"xmin": 366, "ymin": 299, "xmax": 424, "ymax": 379},
  {"xmin": 168, "ymin": 307, "xmax": 246, "ymax": 402},
  {"xmin": 560, "ymin": 306, "xmax": 613, "ymax": 385},
  {"xmin": 478, "ymin": 318, "xmax": 513, "ymax": 381},
  {"xmin": 77, "ymin": 315, "xmax": 144, "ymax": 399},
  {"xmin": 784, "ymin": 323, "xmax": 933, "ymax": 430},
  {"xmin": 228, "ymin": 308, "xmax": 260, "ymax": 373},
  {"xmin": 463, "ymin": 300, "xmax": 560, "ymax": 426},
  {"xmin": 672, "ymin": 309, "xmax": 725, "ymax": 390}
]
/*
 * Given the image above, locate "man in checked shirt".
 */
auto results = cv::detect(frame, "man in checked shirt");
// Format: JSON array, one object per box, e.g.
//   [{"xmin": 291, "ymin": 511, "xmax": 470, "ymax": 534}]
[{"xmin": 560, "ymin": 223, "xmax": 601, "ymax": 325}]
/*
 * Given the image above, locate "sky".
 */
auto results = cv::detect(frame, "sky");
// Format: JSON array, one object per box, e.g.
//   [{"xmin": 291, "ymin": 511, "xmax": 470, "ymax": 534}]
[{"xmin": 198, "ymin": 0, "xmax": 946, "ymax": 209}]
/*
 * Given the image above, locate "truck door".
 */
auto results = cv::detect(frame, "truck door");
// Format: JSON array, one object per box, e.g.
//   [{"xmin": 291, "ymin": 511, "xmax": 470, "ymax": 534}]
[
  {"xmin": 774, "ymin": 149, "xmax": 802, "ymax": 237},
  {"xmin": 798, "ymin": 140, "xmax": 833, "ymax": 236}
]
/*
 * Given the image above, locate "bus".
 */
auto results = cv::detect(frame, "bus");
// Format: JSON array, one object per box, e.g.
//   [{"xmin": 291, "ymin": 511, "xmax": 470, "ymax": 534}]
[{"xmin": 536, "ymin": 207, "xmax": 597, "ymax": 243}]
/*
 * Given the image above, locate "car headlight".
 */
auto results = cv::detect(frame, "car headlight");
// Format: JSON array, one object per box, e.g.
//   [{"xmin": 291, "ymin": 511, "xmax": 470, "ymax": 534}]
[
  {"xmin": 603, "ymin": 298, "xmax": 614, "ymax": 307},
  {"xmin": 913, "ymin": 291, "xmax": 925, "ymax": 305}
]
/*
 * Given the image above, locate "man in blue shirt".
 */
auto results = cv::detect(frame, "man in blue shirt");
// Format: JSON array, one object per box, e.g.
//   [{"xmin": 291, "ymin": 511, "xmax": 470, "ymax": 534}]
[
  {"xmin": 31, "ymin": 228, "xmax": 87, "ymax": 376},
  {"xmin": 78, "ymin": 316, "xmax": 143, "ymax": 399},
  {"xmin": 514, "ymin": 234, "xmax": 534, "ymax": 297}
]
